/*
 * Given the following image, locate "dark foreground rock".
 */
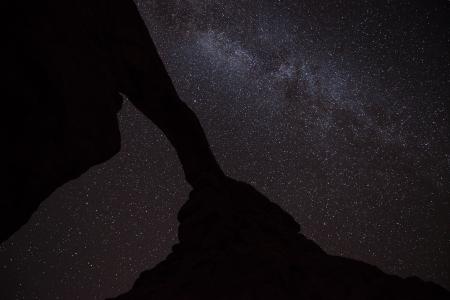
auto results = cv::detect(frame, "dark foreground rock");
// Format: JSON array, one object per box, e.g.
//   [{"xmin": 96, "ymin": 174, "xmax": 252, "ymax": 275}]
[
  {"xmin": 2, "ymin": 0, "xmax": 220, "ymax": 243},
  {"xmin": 110, "ymin": 178, "xmax": 449, "ymax": 300}
]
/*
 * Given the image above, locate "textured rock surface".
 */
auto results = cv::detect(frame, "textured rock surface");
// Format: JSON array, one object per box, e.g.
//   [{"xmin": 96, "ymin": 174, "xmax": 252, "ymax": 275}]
[{"xmin": 110, "ymin": 178, "xmax": 450, "ymax": 300}]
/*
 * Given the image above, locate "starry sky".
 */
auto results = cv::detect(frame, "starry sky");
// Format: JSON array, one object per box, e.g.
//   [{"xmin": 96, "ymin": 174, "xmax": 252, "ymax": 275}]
[{"xmin": 1, "ymin": 0, "xmax": 449, "ymax": 299}]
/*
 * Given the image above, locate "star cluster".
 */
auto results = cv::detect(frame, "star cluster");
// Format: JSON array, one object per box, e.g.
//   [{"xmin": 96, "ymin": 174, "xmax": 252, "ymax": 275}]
[{"xmin": 1, "ymin": 0, "xmax": 449, "ymax": 299}]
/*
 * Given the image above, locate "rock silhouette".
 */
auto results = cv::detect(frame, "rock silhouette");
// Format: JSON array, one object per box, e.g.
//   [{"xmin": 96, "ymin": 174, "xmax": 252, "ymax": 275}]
[
  {"xmin": 110, "ymin": 179, "xmax": 449, "ymax": 300},
  {"xmin": 2, "ymin": 1, "xmax": 449, "ymax": 299},
  {"xmin": 2, "ymin": 0, "xmax": 223, "ymax": 243}
]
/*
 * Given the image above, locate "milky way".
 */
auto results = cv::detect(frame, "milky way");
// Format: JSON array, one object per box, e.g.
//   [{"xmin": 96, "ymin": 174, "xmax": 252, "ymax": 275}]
[{"xmin": 1, "ymin": 0, "xmax": 449, "ymax": 299}]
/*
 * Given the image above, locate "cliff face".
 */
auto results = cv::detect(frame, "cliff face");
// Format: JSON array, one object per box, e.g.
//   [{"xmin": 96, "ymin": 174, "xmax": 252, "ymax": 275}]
[{"xmin": 110, "ymin": 179, "xmax": 449, "ymax": 300}]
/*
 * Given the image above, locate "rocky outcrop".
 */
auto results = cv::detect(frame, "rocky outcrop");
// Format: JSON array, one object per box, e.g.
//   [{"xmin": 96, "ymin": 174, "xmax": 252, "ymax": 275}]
[
  {"xmin": 110, "ymin": 178, "xmax": 450, "ymax": 300},
  {"xmin": 2, "ymin": 0, "xmax": 221, "ymax": 243},
  {"xmin": 2, "ymin": 0, "xmax": 124, "ymax": 243}
]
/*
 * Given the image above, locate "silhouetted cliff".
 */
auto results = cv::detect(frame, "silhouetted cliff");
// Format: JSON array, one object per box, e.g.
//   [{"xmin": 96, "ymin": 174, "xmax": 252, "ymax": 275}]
[
  {"xmin": 110, "ymin": 179, "xmax": 450, "ymax": 300},
  {"xmin": 2, "ymin": 0, "xmax": 124, "ymax": 242},
  {"xmin": 3, "ymin": 0, "xmax": 222, "ymax": 242}
]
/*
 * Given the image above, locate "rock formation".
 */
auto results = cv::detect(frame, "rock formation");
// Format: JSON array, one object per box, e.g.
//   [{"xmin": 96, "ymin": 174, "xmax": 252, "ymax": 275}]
[
  {"xmin": 2, "ymin": 0, "xmax": 222, "ymax": 243},
  {"xmin": 110, "ymin": 178, "xmax": 450, "ymax": 300},
  {"xmin": 3, "ymin": 1, "xmax": 449, "ymax": 299}
]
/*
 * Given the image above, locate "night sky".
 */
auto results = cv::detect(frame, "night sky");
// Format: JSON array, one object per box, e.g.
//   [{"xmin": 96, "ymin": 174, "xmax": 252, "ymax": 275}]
[{"xmin": 1, "ymin": 0, "xmax": 449, "ymax": 299}]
